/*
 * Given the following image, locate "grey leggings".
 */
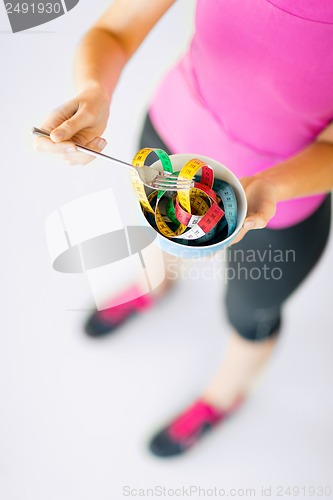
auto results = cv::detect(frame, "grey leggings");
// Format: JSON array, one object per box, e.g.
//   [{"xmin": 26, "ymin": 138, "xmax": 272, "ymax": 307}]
[{"xmin": 138, "ymin": 113, "xmax": 332, "ymax": 341}]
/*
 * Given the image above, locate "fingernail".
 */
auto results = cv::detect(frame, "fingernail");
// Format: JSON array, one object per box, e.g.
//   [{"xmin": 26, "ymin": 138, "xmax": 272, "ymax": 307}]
[
  {"xmin": 243, "ymin": 220, "xmax": 255, "ymax": 230},
  {"xmin": 51, "ymin": 131, "xmax": 64, "ymax": 141},
  {"xmin": 97, "ymin": 138, "xmax": 106, "ymax": 149}
]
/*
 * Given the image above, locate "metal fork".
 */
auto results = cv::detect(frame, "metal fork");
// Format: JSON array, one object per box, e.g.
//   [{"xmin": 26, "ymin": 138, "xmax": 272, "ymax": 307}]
[{"xmin": 32, "ymin": 127, "xmax": 194, "ymax": 191}]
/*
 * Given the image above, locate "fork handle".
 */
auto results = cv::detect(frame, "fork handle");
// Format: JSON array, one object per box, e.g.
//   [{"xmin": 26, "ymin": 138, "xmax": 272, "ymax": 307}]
[{"xmin": 32, "ymin": 127, "xmax": 136, "ymax": 171}]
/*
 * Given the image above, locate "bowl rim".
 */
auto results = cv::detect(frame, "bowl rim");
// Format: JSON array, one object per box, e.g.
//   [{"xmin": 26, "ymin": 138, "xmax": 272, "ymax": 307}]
[{"xmin": 143, "ymin": 153, "xmax": 247, "ymax": 250}]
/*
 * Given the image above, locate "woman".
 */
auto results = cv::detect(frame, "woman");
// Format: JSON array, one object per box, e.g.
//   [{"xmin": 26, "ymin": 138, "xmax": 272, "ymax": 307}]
[{"xmin": 34, "ymin": 0, "xmax": 333, "ymax": 457}]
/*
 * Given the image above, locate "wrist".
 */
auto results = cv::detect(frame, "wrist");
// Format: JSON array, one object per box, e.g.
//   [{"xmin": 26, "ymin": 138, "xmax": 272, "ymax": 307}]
[
  {"xmin": 252, "ymin": 142, "xmax": 333, "ymax": 202},
  {"xmin": 252, "ymin": 168, "xmax": 286, "ymax": 202},
  {"xmin": 76, "ymin": 80, "xmax": 112, "ymax": 103}
]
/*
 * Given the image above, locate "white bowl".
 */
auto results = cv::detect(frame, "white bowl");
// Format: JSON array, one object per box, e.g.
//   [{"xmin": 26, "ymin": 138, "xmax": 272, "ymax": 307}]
[{"xmin": 139, "ymin": 153, "xmax": 247, "ymax": 258}]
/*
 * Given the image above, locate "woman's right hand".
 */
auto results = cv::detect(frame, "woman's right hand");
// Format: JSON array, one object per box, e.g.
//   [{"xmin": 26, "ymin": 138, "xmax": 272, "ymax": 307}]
[{"xmin": 34, "ymin": 85, "xmax": 111, "ymax": 165}]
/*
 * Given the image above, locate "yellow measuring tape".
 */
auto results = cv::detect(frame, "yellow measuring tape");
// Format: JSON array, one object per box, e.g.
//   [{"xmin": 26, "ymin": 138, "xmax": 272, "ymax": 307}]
[{"xmin": 131, "ymin": 148, "xmax": 238, "ymax": 245}]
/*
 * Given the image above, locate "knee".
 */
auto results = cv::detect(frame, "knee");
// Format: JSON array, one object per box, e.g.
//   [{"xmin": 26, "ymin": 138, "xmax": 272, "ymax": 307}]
[{"xmin": 226, "ymin": 300, "xmax": 282, "ymax": 342}]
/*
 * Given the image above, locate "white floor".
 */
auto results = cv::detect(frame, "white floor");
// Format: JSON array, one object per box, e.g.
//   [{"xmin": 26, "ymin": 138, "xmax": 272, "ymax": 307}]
[{"xmin": 1, "ymin": 1, "xmax": 333, "ymax": 499}]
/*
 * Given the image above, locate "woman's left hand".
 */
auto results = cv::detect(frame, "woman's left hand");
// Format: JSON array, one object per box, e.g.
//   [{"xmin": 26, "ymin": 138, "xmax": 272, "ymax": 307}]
[{"xmin": 230, "ymin": 174, "xmax": 278, "ymax": 245}]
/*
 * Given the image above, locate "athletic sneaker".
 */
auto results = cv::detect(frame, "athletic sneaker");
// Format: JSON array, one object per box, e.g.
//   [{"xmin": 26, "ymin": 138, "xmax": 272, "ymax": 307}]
[
  {"xmin": 84, "ymin": 285, "xmax": 154, "ymax": 337},
  {"xmin": 149, "ymin": 398, "xmax": 243, "ymax": 457}
]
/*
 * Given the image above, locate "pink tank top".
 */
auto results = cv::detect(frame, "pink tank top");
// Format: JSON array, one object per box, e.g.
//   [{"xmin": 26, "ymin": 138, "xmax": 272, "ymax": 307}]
[{"xmin": 149, "ymin": 0, "xmax": 333, "ymax": 228}]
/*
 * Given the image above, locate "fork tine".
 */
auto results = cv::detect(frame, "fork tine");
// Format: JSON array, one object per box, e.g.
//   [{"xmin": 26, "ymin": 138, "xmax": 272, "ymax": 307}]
[
  {"xmin": 160, "ymin": 173, "xmax": 192, "ymax": 181},
  {"xmin": 152, "ymin": 184, "xmax": 192, "ymax": 191},
  {"xmin": 161, "ymin": 173, "xmax": 184, "ymax": 179},
  {"xmin": 154, "ymin": 172, "xmax": 189, "ymax": 179},
  {"xmin": 155, "ymin": 175, "xmax": 193, "ymax": 185},
  {"xmin": 154, "ymin": 175, "xmax": 192, "ymax": 184},
  {"xmin": 152, "ymin": 181, "xmax": 193, "ymax": 190},
  {"xmin": 154, "ymin": 180, "xmax": 193, "ymax": 187}
]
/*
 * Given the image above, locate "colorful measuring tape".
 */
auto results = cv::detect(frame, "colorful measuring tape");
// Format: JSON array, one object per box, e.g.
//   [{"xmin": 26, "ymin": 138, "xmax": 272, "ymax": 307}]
[{"xmin": 131, "ymin": 148, "xmax": 238, "ymax": 246}]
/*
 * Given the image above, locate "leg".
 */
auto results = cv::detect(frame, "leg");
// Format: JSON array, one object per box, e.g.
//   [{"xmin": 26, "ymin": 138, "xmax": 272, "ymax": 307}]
[
  {"xmin": 84, "ymin": 113, "xmax": 178, "ymax": 335},
  {"xmin": 203, "ymin": 328, "xmax": 278, "ymax": 409},
  {"xmin": 149, "ymin": 194, "xmax": 331, "ymax": 457},
  {"xmin": 203, "ymin": 193, "xmax": 332, "ymax": 410}
]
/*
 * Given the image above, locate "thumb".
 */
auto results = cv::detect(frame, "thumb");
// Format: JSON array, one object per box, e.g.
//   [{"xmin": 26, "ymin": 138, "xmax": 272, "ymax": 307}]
[
  {"xmin": 50, "ymin": 110, "xmax": 87, "ymax": 143},
  {"xmin": 243, "ymin": 214, "xmax": 267, "ymax": 231}
]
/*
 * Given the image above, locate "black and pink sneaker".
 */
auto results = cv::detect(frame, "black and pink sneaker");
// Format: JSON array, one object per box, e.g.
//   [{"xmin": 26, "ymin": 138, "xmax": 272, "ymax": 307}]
[
  {"xmin": 84, "ymin": 285, "xmax": 154, "ymax": 337},
  {"xmin": 149, "ymin": 398, "xmax": 243, "ymax": 457}
]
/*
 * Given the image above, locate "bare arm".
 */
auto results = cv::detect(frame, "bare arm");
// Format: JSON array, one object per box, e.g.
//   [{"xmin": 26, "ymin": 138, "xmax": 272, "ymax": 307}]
[
  {"xmin": 255, "ymin": 125, "xmax": 333, "ymax": 202},
  {"xmin": 35, "ymin": 0, "xmax": 176, "ymax": 162},
  {"xmin": 74, "ymin": 0, "xmax": 176, "ymax": 96},
  {"xmin": 232, "ymin": 121, "xmax": 333, "ymax": 244}
]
